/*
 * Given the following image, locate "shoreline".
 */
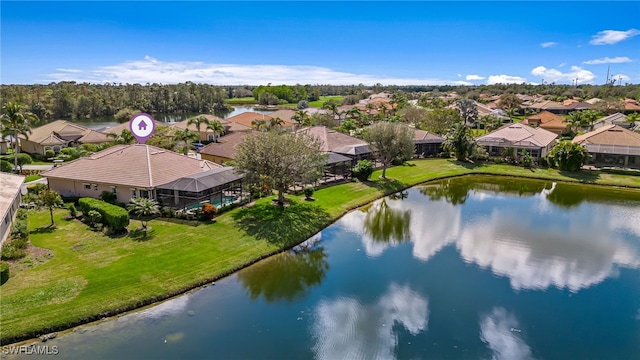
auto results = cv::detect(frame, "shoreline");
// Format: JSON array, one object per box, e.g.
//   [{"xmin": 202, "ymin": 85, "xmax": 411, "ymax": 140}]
[{"xmin": 3, "ymin": 162, "xmax": 640, "ymax": 345}]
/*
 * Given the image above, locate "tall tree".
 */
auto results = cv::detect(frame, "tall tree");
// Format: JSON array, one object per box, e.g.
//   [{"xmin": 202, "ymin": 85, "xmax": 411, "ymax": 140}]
[
  {"xmin": 566, "ymin": 111, "xmax": 584, "ymax": 134},
  {"xmin": 173, "ymin": 128, "xmax": 199, "ymax": 155},
  {"xmin": 187, "ymin": 115, "xmax": 210, "ymax": 133},
  {"xmin": 37, "ymin": 189, "xmax": 63, "ymax": 226},
  {"xmin": 442, "ymin": 122, "xmax": 475, "ymax": 161},
  {"xmin": 206, "ymin": 120, "xmax": 225, "ymax": 141},
  {"xmin": 419, "ymin": 109, "xmax": 463, "ymax": 135},
  {"xmin": 362, "ymin": 122, "xmax": 415, "ymax": 179},
  {"xmin": 127, "ymin": 197, "xmax": 160, "ymax": 230},
  {"xmin": 456, "ymin": 98, "xmax": 479, "ymax": 128},
  {"xmin": 497, "ymin": 93, "xmax": 522, "ymax": 110},
  {"xmin": 1, "ymin": 102, "xmax": 39, "ymax": 173},
  {"xmin": 233, "ymin": 131, "xmax": 327, "ymax": 205},
  {"xmin": 292, "ymin": 110, "xmax": 310, "ymax": 128}
]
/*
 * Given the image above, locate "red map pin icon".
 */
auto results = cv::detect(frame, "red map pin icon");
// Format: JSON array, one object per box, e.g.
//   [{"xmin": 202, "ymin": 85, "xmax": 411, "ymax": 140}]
[{"xmin": 129, "ymin": 113, "xmax": 156, "ymax": 144}]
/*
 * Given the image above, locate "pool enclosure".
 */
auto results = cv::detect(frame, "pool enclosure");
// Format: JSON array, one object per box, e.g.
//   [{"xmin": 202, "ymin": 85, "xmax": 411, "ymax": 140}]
[{"xmin": 156, "ymin": 167, "xmax": 245, "ymax": 210}]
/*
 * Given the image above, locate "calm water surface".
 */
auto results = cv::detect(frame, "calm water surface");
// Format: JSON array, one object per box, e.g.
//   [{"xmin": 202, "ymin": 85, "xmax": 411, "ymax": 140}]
[{"xmin": 12, "ymin": 176, "xmax": 640, "ymax": 359}]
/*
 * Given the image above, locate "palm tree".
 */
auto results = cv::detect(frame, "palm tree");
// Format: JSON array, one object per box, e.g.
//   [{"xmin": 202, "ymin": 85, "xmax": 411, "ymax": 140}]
[
  {"xmin": 206, "ymin": 120, "xmax": 225, "ymax": 142},
  {"xmin": 566, "ymin": 111, "xmax": 584, "ymax": 134},
  {"xmin": 173, "ymin": 128, "xmax": 199, "ymax": 155},
  {"xmin": 292, "ymin": 110, "xmax": 310, "ymax": 128},
  {"xmin": 251, "ymin": 119, "xmax": 267, "ymax": 132},
  {"xmin": 107, "ymin": 129, "xmax": 135, "ymax": 144},
  {"xmin": 268, "ymin": 117, "xmax": 285, "ymax": 130},
  {"xmin": 505, "ymin": 108, "xmax": 518, "ymax": 123},
  {"xmin": 1, "ymin": 102, "xmax": 39, "ymax": 173},
  {"xmin": 187, "ymin": 115, "xmax": 211, "ymax": 142},
  {"xmin": 581, "ymin": 109, "xmax": 601, "ymax": 131},
  {"xmin": 456, "ymin": 98, "xmax": 478, "ymax": 127},
  {"xmin": 127, "ymin": 197, "xmax": 160, "ymax": 230}
]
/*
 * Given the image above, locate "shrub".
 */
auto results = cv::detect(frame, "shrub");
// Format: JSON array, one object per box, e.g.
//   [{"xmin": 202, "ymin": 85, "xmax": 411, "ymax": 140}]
[
  {"xmin": 1, "ymin": 243, "xmax": 26, "ymax": 260},
  {"xmin": 539, "ymin": 157, "xmax": 549, "ymax": 168},
  {"xmin": 10, "ymin": 219, "xmax": 28, "ymax": 240},
  {"xmin": 11, "ymin": 238, "xmax": 28, "ymax": 250},
  {"xmin": 99, "ymin": 191, "xmax": 117, "ymax": 204},
  {"xmin": 27, "ymin": 183, "xmax": 48, "ymax": 195},
  {"xmin": 44, "ymin": 149, "xmax": 55, "ymax": 159},
  {"xmin": 0, "ymin": 263, "xmax": 9, "ymax": 285},
  {"xmin": 520, "ymin": 149, "xmax": 533, "ymax": 168},
  {"xmin": 160, "ymin": 206, "xmax": 174, "ymax": 218},
  {"xmin": 304, "ymin": 187, "xmax": 314, "ymax": 200},
  {"xmin": 67, "ymin": 203, "xmax": 77, "ymax": 218},
  {"xmin": 548, "ymin": 141, "xmax": 590, "ymax": 171},
  {"xmin": 16, "ymin": 208, "xmax": 28, "ymax": 221},
  {"xmin": 87, "ymin": 210, "xmax": 102, "ymax": 226},
  {"xmin": 353, "ymin": 160, "xmax": 374, "ymax": 181},
  {"xmin": 201, "ymin": 203, "xmax": 217, "ymax": 220},
  {"xmin": 78, "ymin": 198, "xmax": 129, "ymax": 231},
  {"xmin": 0, "ymin": 159, "xmax": 12, "ymax": 173}
]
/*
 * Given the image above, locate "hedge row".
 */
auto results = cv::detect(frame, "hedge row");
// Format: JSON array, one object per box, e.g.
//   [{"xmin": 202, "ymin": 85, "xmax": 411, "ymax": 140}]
[{"xmin": 78, "ymin": 198, "xmax": 129, "ymax": 231}]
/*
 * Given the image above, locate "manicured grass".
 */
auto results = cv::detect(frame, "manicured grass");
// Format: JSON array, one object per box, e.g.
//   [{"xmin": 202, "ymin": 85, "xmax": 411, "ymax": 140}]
[
  {"xmin": 308, "ymin": 96, "xmax": 344, "ymax": 108},
  {"xmin": 1, "ymin": 159, "xmax": 639, "ymax": 343},
  {"xmin": 225, "ymin": 97, "xmax": 257, "ymax": 105},
  {"xmin": 24, "ymin": 174, "xmax": 42, "ymax": 183}
]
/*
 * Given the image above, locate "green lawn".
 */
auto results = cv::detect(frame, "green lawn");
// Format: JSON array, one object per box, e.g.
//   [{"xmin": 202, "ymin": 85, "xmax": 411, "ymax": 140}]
[
  {"xmin": 24, "ymin": 174, "xmax": 42, "ymax": 183},
  {"xmin": 225, "ymin": 97, "xmax": 257, "ymax": 105},
  {"xmin": 308, "ymin": 96, "xmax": 344, "ymax": 108},
  {"xmin": 2, "ymin": 159, "xmax": 640, "ymax": 343}
]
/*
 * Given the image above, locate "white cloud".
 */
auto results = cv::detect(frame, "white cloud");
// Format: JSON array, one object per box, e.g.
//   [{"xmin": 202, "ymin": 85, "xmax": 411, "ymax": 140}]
[
  {"xmin": 466, "ymin": 74, "xmax": 485, "ymax": 81},
  {"xmin": 530, "ymin": 65, "xmax": 595, "ymax": 84},
  {"xmin": 540, "ymin": 41, "xmax": 557, "ymax": 48},
  {"xmin": 558, "ymin": 63, "xmax": 566, "ymax": 68},
  {"xmin": 479, "ymin": 307, "xmax": 532, "ymax": 360},
  {"xmin": 487, "ymin": 75, "xmax": 527, "ymax": 85},
  {"xmin": 43, "ymin": 56, "xmax": 465, "ymax": 86},
  {"xmin": 312, "ymin": 284, "xmax": 428, "ymax": 360},
  {"xmin": 590, "ymin": 29, "xmax": 640, "ymax": 45},
  {"xmin": 610, "ymin": 74, "xmax": 631, "ymax": 83},
  {"xmin": 583, "ymin": 56, "xmax": 633, "ymax": 65}
]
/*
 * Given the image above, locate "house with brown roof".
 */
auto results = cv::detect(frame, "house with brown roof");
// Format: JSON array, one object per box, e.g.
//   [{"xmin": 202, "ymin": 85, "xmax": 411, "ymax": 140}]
[
  {"xmin": 573, "ymin": 125, "xmax": 640, "ymax": 169},
  {"xmin": 43, "ymin": 144, "xmax": 221, "ymax": 204},
  {"xmin": 226, "ymin": 112, "xmax": 275, "ymax": 130},
  {"xmin": 623, "ymin": 98, "xmax": 640, "ymax": 112},
  {"xmin": 1, "ymin": 173, "xmax": 25, "ymax": 246},
  {"xmin": 527, "ymin": 100, "xmax": 569, "ymax": 114},
  {"xmin": 295, "ymin": 126, "xmax": 372, "ymax": 161},
  {"xmin": 521, "ymin": 110, "xmax": 569, "ymax": 135},
  {"xmin": 199, "ymin": 132, "xmax": 252, "ymax": 164},
  {"xmin": 476, "ymin": 123, "xmax": 558, "ymax": 160},
  {"xmin": 413, "ymin": 128, "xmax": 444, "ymax": 157},
  {"xmin": 593, "ymin": 113, "xmax": 631, "ymax": 130},
  {"xmin": 20, "ymin": 120, "xmax": 110, "ymax": 155}
]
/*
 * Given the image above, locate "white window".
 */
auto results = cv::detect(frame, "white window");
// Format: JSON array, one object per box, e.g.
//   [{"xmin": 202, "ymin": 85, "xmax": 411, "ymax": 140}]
[
  {"xmin": 140, "ymin": 190, "xmax": 150, "ymax": 199},
  {"xmin": 93, "ymin": 184, "xmax": 98, "ymax": 191},
  {"xmin": 83, "ymin": 183, "xmax": 91, "ymax": 190},
  {"xmin": 111, "ymin": 186, "xmax": 117, "ymax": 194},
  {"xmin": 208, "ymin": 134, "xmax": 215, "ymax": 141},
  {"xmin": 131, "ymin": 189, "xmax": 137, "ymax": 199}
]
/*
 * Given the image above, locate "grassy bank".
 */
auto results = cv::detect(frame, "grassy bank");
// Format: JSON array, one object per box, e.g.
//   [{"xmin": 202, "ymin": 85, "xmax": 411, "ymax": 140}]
[{"xmin": 2, "ymin": 159, "xmax": 640, "ymax": 343}]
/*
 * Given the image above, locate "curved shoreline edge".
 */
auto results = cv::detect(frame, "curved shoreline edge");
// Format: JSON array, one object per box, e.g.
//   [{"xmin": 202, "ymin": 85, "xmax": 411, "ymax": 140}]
[{"xmin": 3, "ymin": 164, "xmax": 640, "ymax": 345}]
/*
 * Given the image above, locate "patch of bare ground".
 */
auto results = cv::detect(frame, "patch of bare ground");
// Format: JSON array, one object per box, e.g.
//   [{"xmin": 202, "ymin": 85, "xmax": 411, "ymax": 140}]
[{"xmin": 7, "ymin": 243, "xmax": 54, "ymax": 272}]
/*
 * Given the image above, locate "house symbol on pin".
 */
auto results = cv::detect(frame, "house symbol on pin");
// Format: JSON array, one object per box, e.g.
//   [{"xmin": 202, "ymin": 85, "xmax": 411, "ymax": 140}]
[{"xmin": 138, "ymin": 120, "xmax": 147, "ymax": 131}]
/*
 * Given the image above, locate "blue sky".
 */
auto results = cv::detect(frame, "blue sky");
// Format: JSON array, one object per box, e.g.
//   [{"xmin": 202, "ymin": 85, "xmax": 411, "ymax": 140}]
[{"xmin": 2, "ymin": 1, "xmax": 639, "ymax": 85}]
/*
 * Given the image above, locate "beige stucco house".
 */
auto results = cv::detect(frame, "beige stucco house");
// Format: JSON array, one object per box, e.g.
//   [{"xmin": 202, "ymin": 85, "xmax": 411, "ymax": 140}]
[
  {"xmin": 573, "ymin": 125, "xmax": 640, "ymax": 169},
  {"xmin": 476, "ymin": 123, "xmax": 558, "ymax": 160},
  {"xmin": 20, "ymin": 120, "xmax": 110, "ymax": 155},
  {"xmin": 1, "ymin": 173, "xmax": 25, "ymax": 246},
  {"xmin": 43, "ymin": 144, "xmax": 221, "ymax": 204}
]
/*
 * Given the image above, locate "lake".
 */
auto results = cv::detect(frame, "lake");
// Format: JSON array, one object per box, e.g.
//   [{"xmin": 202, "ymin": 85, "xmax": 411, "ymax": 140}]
[
  {"xmin": 8, "ymin": 176, "xmax": 640, "ymax": 359},
  {"xmin": 65, "ymin": 106, "xmax": 274, "ymax": 130}
]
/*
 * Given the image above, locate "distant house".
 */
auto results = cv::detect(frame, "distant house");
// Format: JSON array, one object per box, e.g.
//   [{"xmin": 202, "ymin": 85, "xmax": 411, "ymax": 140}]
[
  {"xmin": 102, "ymin": 119, "xmax": 166, "ymax": 136},
  {"xmin": 296, "ymin": 126, "xmax": 372, "ymax": 162},
  {"xmin": 527, "ymin": 100, "xmax": 569, "ymax": 114},
  {"xmin": 1, "ymin": 173, "xmax": 25, "ymax": 246},
  {"xmin": 20, "ymin": 120, "xmax": 110, "ymax": 155},
  {"xmin": 43, "ymin": 144, "xmax": 221, "ymax": 204},
  {"xmin": 593, "ymin": 113, "xmax": 630, "ymax": 130},
  {"xmin": 573, "ymin": 125, "xmax": 640, "ymax": 169},
  {"xmin": 521, "ymin": 110, "xmax": 569, "ymax": 135},
  {"xmin": 413, "ymin": 128, "xmax": 444, "ymax": 157},
  {"xmin": 226, "ymin": 112, "xmax": 274, "ymax": 129},
  {"xmin": 199, "ymin": 132, "xmax": 252, "ymax": 164},
  {"xmin": 476, "ymin": 123, "xmax": 558, "ymax": 160},
  {"xmin": 0, "ymin": 137, "xmax": 8, "ymax": 154}
]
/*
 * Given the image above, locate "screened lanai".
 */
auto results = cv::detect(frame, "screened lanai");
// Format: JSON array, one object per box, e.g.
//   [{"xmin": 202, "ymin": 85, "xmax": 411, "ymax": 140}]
[{"xmin": 156, "ymin": 167, "xmax": 244, "ymax": 210}]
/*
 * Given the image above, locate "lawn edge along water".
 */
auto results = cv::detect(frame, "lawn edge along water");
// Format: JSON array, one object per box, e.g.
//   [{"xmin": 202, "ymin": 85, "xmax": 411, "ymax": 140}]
[{"xmin": 2, "ymin": 159, "xmax": 640, "ymax": 344}]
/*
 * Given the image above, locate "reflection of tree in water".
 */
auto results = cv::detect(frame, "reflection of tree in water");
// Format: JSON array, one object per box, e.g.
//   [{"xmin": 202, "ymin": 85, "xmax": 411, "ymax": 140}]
[
  {"xmin": 389, "ymin": 190, "xmax": 409, "ymax": 201},
  {"xmin": 420, "ymin": 179, "xmax": 469, "ymax": 205},
  {"xmin": 237, "ymin": 247, "xmax": 329, "ymax": 303},
  {"xmin": 363, "ymin": 198, "xmax": 412, "ymax": 244}
]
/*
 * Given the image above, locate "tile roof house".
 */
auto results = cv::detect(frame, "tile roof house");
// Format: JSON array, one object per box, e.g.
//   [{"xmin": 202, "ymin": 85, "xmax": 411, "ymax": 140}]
[
  {"xmin": 573, "ymin": 125, "xmax": 640, "ymax": 169},
  {"xmin": 413, "ymin": 128, "xmax": 444, "ymax": 157},
  {"xmin": 199, "ymin": 132, "xmax": 252, "ymax": 164},
  {"xmin": 623, "ymin": 98, "xmax": 640, "ymax": 112},
  {"xmin": 20, "ymin": 120, "xmax": 110, "ymax": 155},
  {"xmin": 593, "ymin": 113, "xmax": 630, "ymax": 130},
  {"xmin": 171, "ymin": 116, "xmax": 227, "ymax": 142},
  {"xmin": 527, "ymin": 100, "xmax": 569, "ymax": 114},
  {"xmin": 226, "ymin": 112, "xmax": 275, "ymax": 129},
  {"xmin": 0, "ymin": 173, "xmax": 25, "ymax": 246},
  {"xmin": 476, "ymin": 123, "xmax": 558, "ymax": 160},
  {"xmin": 521, "ymin": 110, "xmax": 569, "ymax": 135},
  {"xmin": 43, "ymin": 144, "xmax": 221, "ymax": 204},
  {"xmin": 295, "ymin": 126, "xmax": 372, "ymax": 161}
]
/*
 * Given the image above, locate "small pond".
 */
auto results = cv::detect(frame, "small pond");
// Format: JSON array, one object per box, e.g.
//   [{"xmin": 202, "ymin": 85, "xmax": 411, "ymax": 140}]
[{"xmin": 9, "ymin": 176, "xmax": 640, "ymax": 359}]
